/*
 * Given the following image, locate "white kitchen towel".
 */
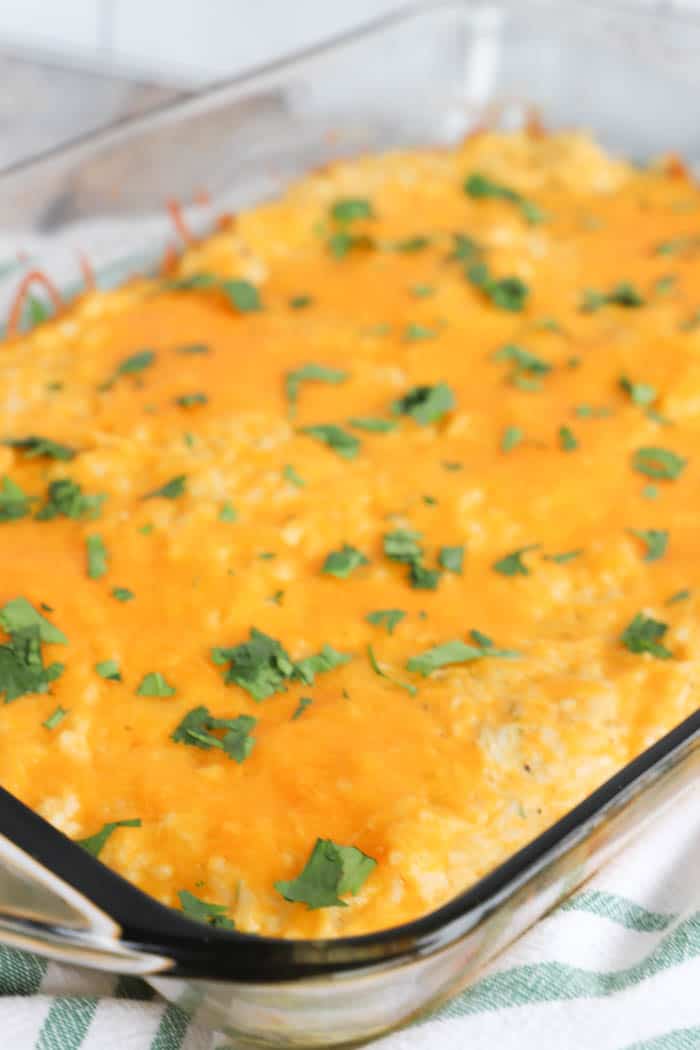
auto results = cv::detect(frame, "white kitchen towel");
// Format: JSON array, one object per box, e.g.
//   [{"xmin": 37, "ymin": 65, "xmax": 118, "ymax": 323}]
[{"xmin": 0, "ymin": 215, "xmax": 698, "ymax": 1050}]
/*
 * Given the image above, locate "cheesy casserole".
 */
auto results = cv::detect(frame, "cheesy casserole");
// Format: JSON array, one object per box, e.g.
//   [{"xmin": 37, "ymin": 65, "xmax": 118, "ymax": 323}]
[{"xmin": 0, "ymin": 131, "xmax": 698, "ymax": 938}]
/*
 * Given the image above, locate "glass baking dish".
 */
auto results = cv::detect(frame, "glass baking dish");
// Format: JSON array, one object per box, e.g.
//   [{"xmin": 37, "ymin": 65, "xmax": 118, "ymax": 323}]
[{"xmin": 0, "ymin": 1, "xmax": 699, "ymax": 1045}]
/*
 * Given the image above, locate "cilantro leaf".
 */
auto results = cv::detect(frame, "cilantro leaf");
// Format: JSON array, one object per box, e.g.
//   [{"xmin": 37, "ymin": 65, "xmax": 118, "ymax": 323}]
[
  {"xmin": 667, "ymin": 589, "xmax": 691, "ymax": 605},
  {"xmin": 178, "ymin": 889, "xmax": 235, "ymax": 929},
  {"xmin": 620, "ymin": 613, "xmax": 672, "ymax": 659},
  {"xmin": 392, "ymin": 383, "xmax": 455, "ymax": 425},
  {"xmin": 367, "ymin": 643, "xmax": 416, "ymax": 696},
  {"xmin": 4, "ymin": 436, "xmax": 75, "ymax": 461},
  {"xmin": 300, "ymin": 424, "xmax": 360, "ymax": 460},
  {"xmin": 544, "ymin": 549, "xmax": 583, "ymax": 564},
  {"xmin": 468, "ymin": 263, "xmax": 529, "ymax": 312},
  {"xmin": 327, "ymin": 231, "xmax": 374, "ymax": 259},
  {"xmin": 212, "ymin": 628, "xmax": 296, "ymax": 701},
  {"xmin": 290, "ymin": 295, "xmax": 313, "ymax": 309},
  {"xmin": 43, "ymin": 705, "xmax": 68, "ymax": 730},
  {"xmin": 0, "ymin": 476, "xmax": 31, "ymax": 522},
  {"xmin": 632, "ymin": 447, "xmax": 686, "ymax": 481},
  {"xmin": 464, "ymin": 172, "xmax": 545, "ymax": 224},
  {"xmin": 330, "ymin": 198, "xmax": 374, "ymax": 223},
  {"xmin": 294, "ymin": 644, "xmax": 351, "ymax": 685},
  {"xmin": 438, "ymin": 545, "xmax": 464, "ymax": 573},
  {"xmin": 143, "ymin": 475, "xmax": 187, "ymax": 500},
  {"xmin": 409, "ymin": 562, "xmax": 441, "ymax": 590},
  {"xmin": 35, "ymin": 479, "xmax": 105, "ymax": 521},
  {"xmin": 494, "ymin": 344, "xmax": 551, "ymax": 379},
  {"xmin": 274, "ymin": 838, "xmax": 376, "ymax": 909},
  {"xmin": 86, "ymin": 534, "xmax": 108, "ymax": 580},
  {"xmin": 220, "ymin": 279, "xmax": 262, "ymax": 313},
  {"xmin": 76, "ymin": 818, "xmax": 141, "ymax": 859},
  {"xmin": 176, "ymin": 343, "xmax": 209, "ymax": 355},
  {"xmin": 558, "ymin": 425, "xmax": 578, "ymax": 452},
  {"xmin": 292, "ymin": 696, "xmax": 313, "ymax": 720},
  {"xmin": 406, "ymin": 633, "xmax": 520, "ymax": 675},
  {"xmin": 620, "ymin": 376, "xmax": 657, "ymax": 407},
  {"xmin": 0, "ymin": 597, "xmax": 67, "ymax": 645},
  {"xmin": 136, "ymin": 672, "xmax": 176, "ymax": 697},
  {"xmin": 0, "ymin": 626, "xmax": 64, "ymax": 702},
  {"xmin": 348, "ymin": 417, "xmax": 397, "ymax": 433},
  {"xmin": 501, "ymin": 426, "xmax": 524, "ymax": 453},
  {"xmin": 175, "ymin": 392, "xmax": 208, "ymax": 408},
  {"xmin": 383, "ymin": 529, "xmax": 423, "ymax": 564},
  {"xmin": 172, "ymin": 706, "xmax": 257, "ymax": 763},
  {"xmin": 629, "ymin": 528, "xmax": 668, "ymax": 562},
  {"xmin": 219, "ymin": 501, "xmax": 238, "ymax": 521},
  {"xmin": 282, "ymin": 465, "xmax": 305, "ymax": 489},
  {"xmin": 581, "ymin": 283, "xmax": 645, "ymax": 312},
  {"xmin": 492, "ymin": 545, "xmax": 539, "ymax": 577},
  {"xmin": 116, "ymin": 350, "xmax": 155, "ymax": 376},
  {"xmin": 403, "ymin": 323, "xmax": 438, "ymax": 342},
  {"xmin": 95, "ymin": 659, "xmax": 121, "ymax": 681},
  {"xmin": 285, "ymin": 363, "xmax": 348, "ymax": 416},
  {"xmin": 111, "ymin": 587, "xmax": 134, "ymax": 602},
  {"xmin": 366, "ymin": 609, "xmax": 405, "ymax": 634},
  {"xmin": 322, "ymin": 544, "xmax": 369, "ymax": 579}
]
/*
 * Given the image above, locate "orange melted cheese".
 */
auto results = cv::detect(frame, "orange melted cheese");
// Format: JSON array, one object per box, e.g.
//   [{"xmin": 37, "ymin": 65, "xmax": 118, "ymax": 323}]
[{"xmin": 0, "ymin": 131, "xmax": 699, "ymax": 938}]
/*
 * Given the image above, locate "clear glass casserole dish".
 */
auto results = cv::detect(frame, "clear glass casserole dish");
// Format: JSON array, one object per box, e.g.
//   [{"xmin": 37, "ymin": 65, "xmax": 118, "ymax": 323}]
[{"xmin": 0, "ymin": 1, "xmax": 699, "ymax": 1044}]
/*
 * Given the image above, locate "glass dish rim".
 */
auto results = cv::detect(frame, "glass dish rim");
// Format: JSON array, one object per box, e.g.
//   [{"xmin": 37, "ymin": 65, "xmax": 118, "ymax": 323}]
[{"xmin": 0, "ymin": 0, "xmax": 699, "ymax": 983}]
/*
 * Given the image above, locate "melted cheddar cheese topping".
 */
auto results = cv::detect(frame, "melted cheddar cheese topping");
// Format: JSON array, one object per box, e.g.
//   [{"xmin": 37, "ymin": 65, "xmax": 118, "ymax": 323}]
[{"xmin": 0, "ymin": 131, "xmax": 698, "ymax": 938}]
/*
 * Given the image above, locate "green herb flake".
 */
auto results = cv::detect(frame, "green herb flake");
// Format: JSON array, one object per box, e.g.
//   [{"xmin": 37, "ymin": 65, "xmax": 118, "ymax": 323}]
[
  {"xmin": 35, "ymin": 479, "xmax": 105, "ymax": 522},
  {"xmin": 290, "ymin": 295, "xmax": 313, "ymax": 309},
  {"xmin": 348, "ymin": 417, "xmax": 397, "ymax": 433},
  {"xmin": 468, "ymin": 263, "xmax": 530, "ymax": 312},
  {"xmin": 494, "ymin": 344, "xmax": 551, "ymax": 377},
  {"xmin": 330, "ymin": 198, "xmax": 374, "ymax": 224},
  {"xmin": 300, "ymin": 424, "xmax": 361, "ymax": 460},
  {"xmin": 628, "ymin": 528, "xmax": 669, "ymax": 563},
  {"xmin": 544, "ymin": 549, "xmax": 583, "ymax": 564},
  {"xmin": 406, "ymin": 633, "xmax": 520, "ymax": 676},
  {"xmin": 4, "ymin": 436, "xmax": 76, "ymax": 461},
  {"xmin": 0, "ymin": 476, "xmax": 31, "ymax": 522},
  {"xmin": 620, "ymin": 612, "xmax": 672, "ymax": 659},
  {"xmin": 327, "ymin": 231, "xmax": 374, "ymax": 259},
  {"xmin": 384, "ymin": 235, "xmax": 431, "ymax": 253},
  {"xmin": 367, "ymin": 643, "xmax": 417, "ymax": 696},
  {"xmin": 95, "ymin": 659, "xmax": 121, "ymax": 682},
  {"xmin": 501, "ymin": 426, "xmax": 524, "ymax": 453},
  {"xmin": 464, "ymin": 172, "xmax": 545, "ymax": 225},
  {"xmin": 285, "ymin": 363, "xmax": 348, "ymax": 416},
  {"xmin": 655, "ymin": 275, "xmax": 676, "ymax": 295},
  {"xmin": 116, "ymin": 350, "xmax": 155, "ymax": 376},
  {"xmin": 294, "ymin": 644, "xmax": 352, "ymax": 686},
  {"xmin": 666, "ymin": 589, "xmax": 691, "ymax": 605},
  {"xmin": 275, "ymin": 838, "xmax": 376, "ymax": 909},
  {"xmin": 492, "ymin": 544, "xmax": 539, "ymax": 577},
  {"xmin": 178, "ymin": 889, "xmax": 235, "ymax": 929},
  {"xmin": 136, "ymin": 672, "xmax": 176, "ymax": 698},
  {"xmin": 43, "ymin": 705, "xmax": 68, "ymax": 730},
  {"xmin": 292, "ymin": 696, "xmax": 313, "ymax": 720},
  {"xmin": 581, "ymin": 283, "xmax": 645, "ymax": 312},
  {"xmin": 632, "ymin": 447, "xmax": 686, "ymax": 481},
  {"xmin": 620, "ymin": 376, "xmax": 658, "ymax": 407},
  {"xmin": 384, "ymin": 529, "xmax": 423, "ymax": 564},
  {"xmin": 176, "ymin": 343, "xmax": 209, "ymax": 355},
  {"xmin": 409, "ymin": 562, "xmax": 441, "ymax": 590},
  {"xmin": 438, "ymin": 545, "xmax": 464, "ymax": 573},
  {"xmin": 77, "ymin": 818, "xmax": 141, "ymax": 859},
  {"xmin": 212, "ymin": 629, "xmax": 296, "ymax": 701},
  {"xmin": 220, "ymin": 279, "xmax": 262, "ymax": 313},
  {"xmin": 143, "ymin": 474, "xmax": 187, "ymax": 500},
  {"xmin": 0, "ymin": 597, "xmax": 67, "ymax": 645},
  {"xmin": 219, "ymin": 501, "xmax": 238, "ymax": 522},
  {"xmin": 410, "ymin": 283, "xmax": 435, "ymax": 298},
  {"xmin": 393, "ymin": 383, "xmax": 455, "ymax": 425},
  {"xmin": 403, "ymin": 323, "xmax": 438, "ymax": 342},
  {"xmin": 365, "ymin": 609, "xmax": 405, "ymax": 635},
  {"xmin": 171, "ymin": 705, "xmax": 257, "ymax": 763},
  {"xmin": 282, "ymin": 464, "xmax": 305, "ymax": 489},
  {"xmin": 86, "ymin": 534, "xmax": 108, "ymax": 580},
  {"xmin": 558, "ymin": 425, "xmax": 579, "ymax": 452},
  {"xmin": 111, "ymin": 587, "xmax": 134, "ymax": 602},
  {"xmin": 322, "ymin": 544, "xmax": 369, "ymax": 579},
  {"xmin": 175, "ymin": 392, "xmax": 208, "ymax": 408},
  {"xmin": 655, "ymin": 235, "xmax": 700, "ymax": 256},
  {"xmin": 575, "ymin": 404, "xmax": 612, "ymax": 419}
]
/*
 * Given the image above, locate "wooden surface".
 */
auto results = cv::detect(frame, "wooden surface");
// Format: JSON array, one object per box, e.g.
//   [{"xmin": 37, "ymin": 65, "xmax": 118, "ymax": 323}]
[{"xmin": 0, "ymin": 49, "xmax": 182, "ymax": 171}]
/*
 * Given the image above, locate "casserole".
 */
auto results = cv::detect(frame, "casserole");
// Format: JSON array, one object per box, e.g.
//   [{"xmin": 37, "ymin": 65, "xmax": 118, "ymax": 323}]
[{"xmin": 0, "ymin": 1, "xmax": 699, "ymax": 1044}]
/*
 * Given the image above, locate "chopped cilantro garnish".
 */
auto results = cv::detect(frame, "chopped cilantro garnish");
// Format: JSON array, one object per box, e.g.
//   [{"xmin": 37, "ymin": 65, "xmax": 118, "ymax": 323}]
[
  {"xmin": 442, "ymin": 460, "xmax": 463, "ymax": 471},
  {"xmin": 492, "ymin": 545, "xmax": 539, "ymax": 577},
  {"xmin": 143, "ymin": 474, "xmax": 187, "ymax": 500},
  {"xmin": 667, "ymin": 589, "xmax": 691, "ymax": 605},
  {"xmin": 449, "ymin": 233, "xmax": 481, "ymax": 261},
  {"xmin": 111, "ymin": 587, "xmax": 134, "ymax": 602},
  {"xmin": 544, "ymin": 549, "xmax": 583, "ymax": 564},
  {"xmin": 219, "ymin": 501, "xmax": 238, "ymax": 522},
  {"xmin": 4, "ymin": 435, "xmax": 76, "ymax": 461},
  {"xmin": 136, "ymin": 672, "xmax": 176, "ymax": 697},
  {"xmin": 464, "ymin": 171, "xmax": 545, "ymax": 224},
  {"xmin": 0, "ymin": 476, "xmax": 31, "ymax": 521},
  {"xmin": 438, "ymin": 545, "xmax": 464, "ymax": 573},
  {"xmin": 212, "ymin": 629, "xmax": 350, "ymax": 701},
  {"xmin": 86, "ymin": 534, "xmax": 108, "ymax": 580},
  {"xmin": 558, "ymin": 425, "xmax": 578, "ymax": 452},
  {"xmin": 43, "ymin": 705, "xmax": 67, "ymax": 730},
  {"xmin": 581, "ymin": 283, "xmax": 645, "ymax": 311},
  {"xmin": 409, "ymin": 562, "xmax": 441, "ymax": 590},
  {"xmin": 410, "ymin": 283, "xmax": 435, "ymax": 298},
  {"xmin": 139, "ymin": 523, "xmax": 154, "ymax": 535},
  {"xmin": 406, "ymin": 632, "xmax": 520, "ymax": 675},
  {"xmin": 274, "ymin": 838, "xmax": 376, "ymax": 909},
  {"xmin": 176, "ymin": 343, "xmax": 209, "ymax": 354},
  {"xmin": 642, "ymin": 485, "xmax": 660, "ymax": 500},
  {"xmin": 290, "ymin": 295, "xmax": 313, "ymax": 309},
  {"xmin": 300, "ymin": 424, "xmax": 360, "ymax": 460},
  {"xmin": 330, "ymin": 198, "xmax": 374, "ymax": 223},
  {"xmin": 285, "ymin": 363, "xmax": 348, "ymax": 416},
  {"xmin": 178, "ymin": 889, "xmax": 235, "ymax": 929},
  {"xmin": 175, "ymin": 392, "xmax": 208, "ymax": 408},
  {"xmin": 116, "ymin": 350, "xmax": 155, "ymax": 376},
  {"xmin": 171, "ymin": 705, "xmax": 257, "ymax": 763},
  {"xmin": 655, "ymin": 275, "xmax": 676, "ymax": 295},
  {"xmin": 365, "ymin": 609, "xmax": 405, "ymax": 634},
  {"xmin": 422, "ymin": 495, "xmax": 438, "ymax": 506},
  {"xmin": 367, "ymin": 643, "xmax": 416, "ymax": 696},
  {"xmin": 282, "ymin": 464, "xmax": 305, "ymax": 488},
  {"xmin": 468, "ymin": 262, "xmax": 529, "ymax": 312},
  {"xmin": 163, "ymin": 272, "xmax": 218, "ymax": 291},
  {"xmin": 77, "ymin": 820, "xmax": 141, "ymax": 859},
  {"xmin": 0, "ymin": 597, "xmax": 67, "ymax": 645},
  {"xmin": 393, "ymin": 383, "xmax": 455, "ymax": 425},
  {"xmin": 575, "ymin": 404, "xmax": 612, "ymax": 418},
  {"xmin": 384, "ymin": 529, "xmax": 423, "ymax": 564},
  {"xmin": 628, "ymin": 528, "xmax": 668, "ymax": 562},
  {"xmin": 95, "ymin": 659, "xmax": 121, "ymax": 681},
  {"xmin": 494, "ymin": 344, "xmax": 551, "ymax": 378},
  {"xmin": 501, "ymin": 426, "xmax": 524, "ymax": 452},
  {"xmin": 403, "ymin": 323, "xmax": 438, "ymax": 342},
  {"xmin": 35, "ymin": 479, "xmax": 105, "ymax": 522},
  {"xmin": 328, "ymin": 231, "xmax": 374, "ymax": 259},
  {"xmin": 348, "ymin": 417, "xmax": 397, "ymax": 433},
  {"xmin": 384, "ymin": 235, "xmax": 430, "ymax": 253},
  {"xmin": 656, "ymin": 235, "xmax": 700, "ymax": 256},
  {"xmin": 292, "ymin": 696, "xmax": 312, "ymax": 720},
  {"xmin": 322, "ymin": 544, "xmax": 369, "ymax": 579},
  {"xmin": 294, "ymin": 644, "xmax": 351, "ymax": 685},
  {"xmin": 620, "ymin": 612, "xmax": 672, "ymax": 659},
  {"xmin": 620, "ymin": 376, "xmax": 657, "ymax": 407},
  {"xmin": 632, "ymin": 447, "xmax": 686, "ymax": 480},
  {"xmin": 220, "ymin": 279, "xmax": 262, "ymax": 313},
  {"xmin": 0, "ymin": 626, "xmax": 64, "ymax": 702}
]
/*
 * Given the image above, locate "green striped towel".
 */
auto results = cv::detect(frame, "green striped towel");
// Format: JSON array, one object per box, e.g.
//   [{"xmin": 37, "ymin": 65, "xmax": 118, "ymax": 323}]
[
  {"xmin": 1, "ymin": 783, "xmax": 698, "ymax": 1050},
  {"xmin": 0, "ymin": 228, "xmax": 698, "ymax": 1050}
]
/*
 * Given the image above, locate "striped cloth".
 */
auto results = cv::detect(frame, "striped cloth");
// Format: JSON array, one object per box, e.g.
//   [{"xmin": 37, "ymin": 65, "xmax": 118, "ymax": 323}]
[{"xmin": 1, "ymin": 781, "xmax": 698, "ymax": 1050}]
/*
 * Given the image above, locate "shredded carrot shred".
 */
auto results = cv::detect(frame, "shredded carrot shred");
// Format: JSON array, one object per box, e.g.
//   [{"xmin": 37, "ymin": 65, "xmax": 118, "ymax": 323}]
[
  {"xmin": 166, "ymin": 198, "xmax": 195, "ymax": 245},
  {"xmin": 6, "ymin": 270, "xmax": 63, "ymax": 338},
  {"xmin": 79, "ymin": 254, "xmax": 96, "ymax": 292}
]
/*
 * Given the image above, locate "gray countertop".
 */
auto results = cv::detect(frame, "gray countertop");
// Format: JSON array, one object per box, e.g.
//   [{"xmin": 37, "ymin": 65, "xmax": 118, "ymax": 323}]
[{"xmin": 0, "ymin": 49, "xmax": 182, "ymax": 171}]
